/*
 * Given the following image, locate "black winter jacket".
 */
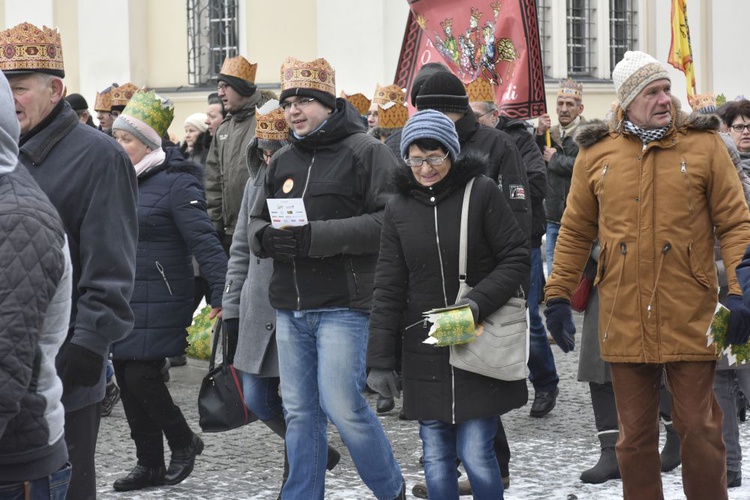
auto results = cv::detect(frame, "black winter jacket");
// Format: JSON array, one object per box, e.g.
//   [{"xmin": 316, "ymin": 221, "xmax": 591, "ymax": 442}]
[
  {"xmin": 368, "ymin": 153, "xmax": 529, "ymax": 423},
  {"xmin": 535, "ymin": 121, "xmax": 584, "ymax": 223},
  {"xmin": 20, "ymin": 101, "xmax": 138, "ymax": 411},
  {"xmin": 249, "ymin": 99, "xmax": 399, "ymax": 311},
  {"xmin": 112, "ymin": 148, "xmax": 227, "ymax": 360}
]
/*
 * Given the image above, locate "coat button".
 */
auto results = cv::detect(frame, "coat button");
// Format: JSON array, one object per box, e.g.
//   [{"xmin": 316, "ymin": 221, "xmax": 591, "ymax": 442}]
[
  {"xmin": 430, "ymin": 196, "xmax": 435, "ymax": 202},
  {"xmin": 266, "ymin": 323, "xmax": 273, "ymax": 331}
]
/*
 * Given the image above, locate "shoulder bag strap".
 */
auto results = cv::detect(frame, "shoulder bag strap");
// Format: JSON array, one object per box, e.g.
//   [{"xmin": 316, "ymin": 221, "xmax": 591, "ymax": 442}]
[
  {"xmin": 458, "ymin": 177, "xmax": 476, "ymax": 285},
  {"xmin": 208, "ymin": 318, "xmax": 223, "ymax": 371}
]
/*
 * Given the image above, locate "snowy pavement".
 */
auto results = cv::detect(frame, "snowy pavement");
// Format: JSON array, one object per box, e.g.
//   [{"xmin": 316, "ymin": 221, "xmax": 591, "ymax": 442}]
[{"xmin": 94, "ymin": 311, "xmax": 750, "ymax": 499}]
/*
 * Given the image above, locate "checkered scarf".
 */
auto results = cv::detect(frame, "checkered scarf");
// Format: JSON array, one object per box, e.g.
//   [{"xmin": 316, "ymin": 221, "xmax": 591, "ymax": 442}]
[{"xmin": 624, "ymin": 119, "xmax": 670, "ymax": 144}]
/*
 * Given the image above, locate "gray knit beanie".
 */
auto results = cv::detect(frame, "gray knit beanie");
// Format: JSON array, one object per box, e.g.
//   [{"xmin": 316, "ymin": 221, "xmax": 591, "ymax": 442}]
[{"xmin": 400, "ymin": 109, "xmax": 460, "ymax": 162}]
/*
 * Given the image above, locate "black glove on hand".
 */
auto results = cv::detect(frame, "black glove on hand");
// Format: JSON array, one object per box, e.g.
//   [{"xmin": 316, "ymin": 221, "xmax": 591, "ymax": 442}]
[
  {"xmin": 288, "ymin": 224, "xmax": 312, "ymax": 257},
  {"xmin": 260, "ymin": 226, "xmax": 297, "ymax": 262},
  {"xmin": 455, "ymin": 298, "xmax": 479, "ymax": 324},
  {"xmin": 60, "ymin": 343, "xmax": 104, "ymax": 393},
  {"xmin": 544, "ymin": 298, "xmax": 576, "ymax": 353},
  {"xmin": 367, "ymin": 369, "xmax": 401, "ymax": 399},
  {"xmin": 726, "ymin": 294, "xmax": 750, "ymax": 346}
]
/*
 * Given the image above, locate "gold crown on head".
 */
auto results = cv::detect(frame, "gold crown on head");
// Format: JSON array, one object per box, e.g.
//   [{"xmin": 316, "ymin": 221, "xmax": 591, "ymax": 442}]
[
  {"xmin": 280, "ymin": 57, "xmax": 335, "ymax": 95},
  {"xmin": 255, "ymin": 107, "xmax": 288, "ymax": 141},
  {"xmin": 558, "ymin": 78, "xmax": 583, "ymax": 99},
  {"xmin": 688, "ymin": 92, "xmax": 716, "ymax": 113},
  {"xmin": 220, "ymin": 56, "xmax": 257, "ymax": 83},
  {"xmin": 372, "ymin": 84, "xmax": 405, "ymax": 106},
  {"xmin": 341, "ymin": 92, "xmax": 371, "ymax": 115},
  {"xmin": 0, "ymin": 22, "xmax": 64, "ymax": 77},
  {"xmin": 94, "ymin": 84, "xmax": 117, "ymax": 112},
  {"xmin": 465, "ymin": 78, "xmax": 495, "ymax": 103},
  {"xmin": 110, "ymin": 82, "xmax": 140, "ymax": 107},
  {"xmin": 378, "ymin": 102, "xmax": 408, "ymax": 129}
]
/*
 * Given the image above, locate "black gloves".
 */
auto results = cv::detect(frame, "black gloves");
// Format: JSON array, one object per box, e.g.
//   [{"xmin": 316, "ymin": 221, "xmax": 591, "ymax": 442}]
[
  {"xmin": 60, "ymin": 343, "xmax": 104, "ymax": 393},
  {"xmin": 367, "ymin": 369, "xmax": 401, "ymax": 399},
  {"xmin": 455, "ymin": 297, "xmax": 479, "ymax": 324},
  {"xmin": 544, "ymin": 298, "xmax": 576, "ymax": 353},
  {"xmin": 726, "ymin": 295, "xmax": 750, "ymax": 346},
  {"xmin": 260, "ymin": 226, "xmax": 296, "ymax": 262},
  {"xmin": 288, "ymin": 224, "xmax": 312, "ymax": 257}
]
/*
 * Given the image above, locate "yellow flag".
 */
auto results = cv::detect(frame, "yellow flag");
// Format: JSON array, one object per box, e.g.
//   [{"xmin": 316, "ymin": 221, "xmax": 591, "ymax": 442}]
[{"xmin": 668, "ymin": 0, "xmax": 696, "ymax": 97}]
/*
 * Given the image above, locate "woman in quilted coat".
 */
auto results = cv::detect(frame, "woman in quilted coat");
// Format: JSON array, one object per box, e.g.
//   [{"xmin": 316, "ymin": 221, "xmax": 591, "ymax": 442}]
[{"xmin": 109, "ymin": 91, "xmax": 227, "ymax": 492}]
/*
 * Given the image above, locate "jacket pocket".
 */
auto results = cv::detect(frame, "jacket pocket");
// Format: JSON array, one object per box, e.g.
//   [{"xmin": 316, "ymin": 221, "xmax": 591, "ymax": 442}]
[
  {"xmin": 155, "ymin": 261, "xmax": 173, "ymax": 296},
  {"xmin": 688, "ymin": 242, "xmax": 711, "ymax": 288},
  {"xmin": 680, "ymin": 158, "xmax": 695, "ymax": 213},
  {"xmin": 593, "ymin": 242, "xmax": 608, "ymax": 287},
  {"xmin": 306, "ymin": 181, "xmax": 354, "ymax": 198}
]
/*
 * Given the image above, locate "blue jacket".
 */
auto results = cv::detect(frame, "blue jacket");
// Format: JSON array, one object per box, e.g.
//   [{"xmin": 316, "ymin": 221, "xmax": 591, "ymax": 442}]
[{"xmin": 112, "ymin": 148, "xmax": 227, "ymax": 360}]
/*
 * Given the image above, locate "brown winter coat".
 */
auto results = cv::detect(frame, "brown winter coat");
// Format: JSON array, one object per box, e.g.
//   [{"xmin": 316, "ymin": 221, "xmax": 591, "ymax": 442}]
[{"xmin": 545, "ymin": 98, "xmax": 750, "ymax": 364}]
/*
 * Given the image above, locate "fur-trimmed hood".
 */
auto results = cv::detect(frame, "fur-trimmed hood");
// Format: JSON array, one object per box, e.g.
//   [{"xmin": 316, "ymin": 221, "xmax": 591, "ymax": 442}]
[
  {"xmin": 391, "ymin": 150, "xmax": 488, "ymax": 202},
  {"xmin": 576, "ymin": 96, "xmax": 722, "ymax": 148}
]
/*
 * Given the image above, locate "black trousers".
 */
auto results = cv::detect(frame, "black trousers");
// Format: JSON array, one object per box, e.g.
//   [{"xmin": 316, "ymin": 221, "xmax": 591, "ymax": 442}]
[
  {"xmin": 65, "ymin": 403, "xmax": 101, "ymax": 500},
  {"xmin": 113, "ymin": 360, "xmax": 193, "ymax": 468}
]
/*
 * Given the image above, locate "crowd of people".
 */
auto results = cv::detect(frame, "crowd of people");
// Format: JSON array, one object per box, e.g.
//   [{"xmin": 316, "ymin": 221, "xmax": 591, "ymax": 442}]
[{"xmin": 4, "ymin": 18, "xmax": 750, "ymax": 500}]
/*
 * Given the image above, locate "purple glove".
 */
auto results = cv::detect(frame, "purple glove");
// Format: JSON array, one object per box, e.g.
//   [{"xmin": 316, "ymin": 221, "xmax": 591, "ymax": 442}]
[{"xmin": 544, "ymin": 298, "xmax": 576, "ymax": 353}]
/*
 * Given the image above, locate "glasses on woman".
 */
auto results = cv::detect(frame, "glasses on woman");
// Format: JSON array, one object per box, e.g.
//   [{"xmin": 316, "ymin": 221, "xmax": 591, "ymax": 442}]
[
  {"xmin": 404, "ymin": 152, "xmax": 449, "ymax": 168},
  {"xmin": 731, "ymin": 123, "xmax": 750, "ymax": 133},
  {"xmin": 279, "ymin": 98, "xmax": 316, "ymax": 111},
  {"xmin": 257, "ymin": 149, "xmax": 274, "ymax": 162}
]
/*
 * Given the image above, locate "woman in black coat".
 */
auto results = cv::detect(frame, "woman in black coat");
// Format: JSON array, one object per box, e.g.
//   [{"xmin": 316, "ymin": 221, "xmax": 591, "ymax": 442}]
[
  {"xmin": 368, "ymin": 110, "xmax": 529, "ymax": 499},
  {"xmin": 109, "ymin": 91, "xmax": 227, "ymax": 492}
]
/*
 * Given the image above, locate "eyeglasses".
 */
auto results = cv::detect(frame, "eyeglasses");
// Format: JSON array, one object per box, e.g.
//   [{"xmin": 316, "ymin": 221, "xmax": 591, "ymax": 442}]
[
  {"xmin": 217, "ymin": 82, "xmax": 229, "ymax": 92},
  {"xmin": 473, "ymin": 109, "xmax": 493, "ymax": 120},
  {"xmin": 280, "ymin": 98, "xmax": 316, "ymax": 111},
  {"xmin": 257, "ymin": 149, "xmax": 274, "ymax": 162},
  {"xmin": 404, "ymin": 152, "xmax": 450, "ymax": 168},
  {"xmin": 731, "ymin": 123, "xmax": 750, "ymax": 133}
]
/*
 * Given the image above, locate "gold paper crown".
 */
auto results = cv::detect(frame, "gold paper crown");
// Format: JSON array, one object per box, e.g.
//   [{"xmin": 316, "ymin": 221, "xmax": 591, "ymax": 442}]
[
  {"xmin": 255, "ymin": 107, "xmax": 288, "ymax": 141},
  {"xmin": 280, "ymin": 57, "xmax": 335, "ymax": 95},
  {"xmin": 219, "ymin": 56, "xmax": 257, "ymax": 84},
  {"xmin": 688, "ymin": 92, "xmax": 717, "ymax": 113},
  {"xmin": 378, "ymin": 103, "xmax": 408, "ymax": 129},
  {"xmin": 110, "ymin": 82, "xmax": 140, "ymax": 108},
  {"xmin": 372, "ymin": 84, "xmax": 405, "ymax": 106},
  {"xmin": 465, "ymin": 78, "xmax": 495, "ymax": 103},
  {"xmin": 341, "ymin": 92, "xmax": 371, "ymax": 115},
  {"xmin": 94, "ymin": 85, "xmax": 116, "ymax": 112},
  {"xmin": 121, "ymin": 90, "xmax": 174, "ymax": 137},
  {"xmin": 558, "ymin": 78, "xmax": 583, "ymax": 99},
  {"xmin": 0, "ymin": 22, "xmax": 64, "ymax": 77}
]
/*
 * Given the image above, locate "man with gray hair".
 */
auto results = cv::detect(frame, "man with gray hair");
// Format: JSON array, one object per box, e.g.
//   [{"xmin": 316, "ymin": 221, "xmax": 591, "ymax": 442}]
[{"xmin": 544, "ymin": 50, "xmax": 750, "ymax": 498}]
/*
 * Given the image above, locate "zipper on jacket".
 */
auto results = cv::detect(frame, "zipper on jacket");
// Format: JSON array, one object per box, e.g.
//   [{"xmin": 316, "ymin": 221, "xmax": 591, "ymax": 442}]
[
  {"xmin": 646, "ymin": 243, "xmax": 672, "ymax": 318},
  {"xmin": 155, "ymin": 261, "xmax": 173, "ymax": 296},
  {"xmin": 680, "ymin": 159, "xmax": 695, "ymax": 212},
  {"xmin": 602, "ymin": 243, "xmax": 627, "ymax": 342},
  {"xmin": 225, "ymin": 279, "xmax": 233, "ymax": 294},
  {"xmin": 433, "ymin": 205, "xmax": 449, "ymax": 307},
  {"xmin": 348, "ymin": 257, "xmax": 360, "ymax": 297},
  {"xmin": 294, "ymin": 151, "xmax": 316, "ymax": 310}
]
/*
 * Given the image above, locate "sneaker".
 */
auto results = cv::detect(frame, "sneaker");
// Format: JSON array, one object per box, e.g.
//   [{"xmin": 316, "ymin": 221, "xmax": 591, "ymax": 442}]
[{"xmin": 101, "ymin": 383, "xmax": 121, "ymax": 417}]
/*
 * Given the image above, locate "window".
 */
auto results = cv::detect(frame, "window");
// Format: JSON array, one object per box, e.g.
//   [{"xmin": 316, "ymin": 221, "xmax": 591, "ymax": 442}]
[
  {"xmin": 567, "ymin": 0, "xmax": 596, "ymax": 77},
  {"xmin": 187, "ymin": 0, "xmax": 239, "ymax": 87},
  {"xmin": 537, "ymin": 0, "xmax": 552, "ymax": 77},
  {"xmin": 609, "ymin": 0, "xmax": 638, "ymax": 74}
]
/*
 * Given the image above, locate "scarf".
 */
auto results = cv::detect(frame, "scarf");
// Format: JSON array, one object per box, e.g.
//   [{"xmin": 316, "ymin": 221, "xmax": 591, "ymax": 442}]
[
  {"xmin": 560, "ymin": 115, "xmax": 581, "ymax": 140},
  {"xmin": 624, "ymin": 120, "xmax": 670, "ymax": 145},
  {"xmin": 134, "ymin": 148, "xmax": 166, "ymax": 177}
]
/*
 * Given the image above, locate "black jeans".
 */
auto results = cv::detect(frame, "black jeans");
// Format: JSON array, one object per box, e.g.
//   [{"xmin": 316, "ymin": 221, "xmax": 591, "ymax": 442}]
[
  {"xmin": 65, "ymin": 403, "xmax": 101, "ymax": 500},
  {"xmin": 113, "ymin": 360, "xmax": 194, "ymax": 468}
]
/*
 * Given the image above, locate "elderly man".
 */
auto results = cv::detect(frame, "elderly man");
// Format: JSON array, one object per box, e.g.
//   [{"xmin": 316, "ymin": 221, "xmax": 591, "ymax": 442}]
[
  {"xmin": 544, "ymin": 50, "xmax": 750, "ymax": 499},
  {"xmin": 0, "ymin": 22, "xmax": 138, "ymax": 500}
]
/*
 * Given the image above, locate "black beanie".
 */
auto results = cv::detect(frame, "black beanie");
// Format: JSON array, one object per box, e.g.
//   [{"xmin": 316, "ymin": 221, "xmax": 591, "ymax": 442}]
[
  {"xmin": 65, "ymin": 93, "xmax": 88, "ymax": 112},
  {"xmin": 409, "ymin": 62, "xmax": 450, "ymax": 106},
  {"xmin": 218, "ymin": 74, "xmax": 258, "ymax": 97},
  {"xmin": 279, "ymin": 87, "xmax": 337, "ymax": 111},
  {"xmin": 416, "ymin": 72, "xmax": 469, "ymax": 114}
]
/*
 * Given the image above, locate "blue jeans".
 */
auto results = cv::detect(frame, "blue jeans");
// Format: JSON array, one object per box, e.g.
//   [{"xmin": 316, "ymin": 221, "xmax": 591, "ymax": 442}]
[
  {"xmin": 240, "ymin": 372, "xmax": 283, "ymax": 421},
  {"xmin": 276, "ymin": 309, "xmax": 402, "ymax": 500},
  {"xmin": 545, "ymin": 222, "xmax": 561, "ymax": 278},
  {"xmin": 0, "ymin": 462, "xmax": 72, "ymax": 500},
  {"xmin": 528, "ymin": 246, "xmax": 559, "ymax": 392},
  {"xmin": 420, "ymin": 417, "xmax": 503, "ymax": 499}
]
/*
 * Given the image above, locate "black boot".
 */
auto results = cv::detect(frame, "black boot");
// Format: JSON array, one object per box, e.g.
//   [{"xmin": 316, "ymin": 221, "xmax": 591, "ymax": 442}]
[
  {"xmin": 164, "ymin": 433, "xmax": 204, "ymax": 485},
  {"xmin": 580, "ymin": 431, "xmax": 620, "ymax": 483},
  {"xmin": 113, "ymin": 464, "xmax": 166, "ymax": 491},
  {"xmin": 377, "ymin": 395, "xmax": 395, "ymax": 413},
  {"xmin": 660, "ymin": 419, "xmax": 681, "ymax": 472}
]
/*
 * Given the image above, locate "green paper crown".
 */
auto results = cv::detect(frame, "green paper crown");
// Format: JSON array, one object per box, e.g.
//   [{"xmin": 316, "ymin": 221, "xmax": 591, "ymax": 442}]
[{"xmin": 121, "ymin": 90, "xmax": 174, "ymax": 137}]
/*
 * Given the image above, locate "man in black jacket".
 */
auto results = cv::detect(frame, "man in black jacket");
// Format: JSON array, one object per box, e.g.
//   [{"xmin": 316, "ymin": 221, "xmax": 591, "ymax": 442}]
[{"xmin": 1, "ymin": 22, "xmax": 138, "ymax": 500}]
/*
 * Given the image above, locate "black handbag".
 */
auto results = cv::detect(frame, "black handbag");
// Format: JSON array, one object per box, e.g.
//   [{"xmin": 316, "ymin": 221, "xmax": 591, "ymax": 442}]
[{"xmin": 198, "ymin": 318, "xmax": 257, "ymax": 432}]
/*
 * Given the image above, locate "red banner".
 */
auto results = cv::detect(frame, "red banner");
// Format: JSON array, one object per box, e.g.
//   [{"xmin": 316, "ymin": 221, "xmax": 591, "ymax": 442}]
[{"xmin": 395, "ymin": 0, "xmax": 546, "ymax": 120}]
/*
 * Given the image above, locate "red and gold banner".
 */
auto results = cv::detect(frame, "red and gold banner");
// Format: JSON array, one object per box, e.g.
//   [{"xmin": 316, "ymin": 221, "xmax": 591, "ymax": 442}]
[{"xmin": 395, "ymin": 0, "xmax": 546, "ymax": 120}]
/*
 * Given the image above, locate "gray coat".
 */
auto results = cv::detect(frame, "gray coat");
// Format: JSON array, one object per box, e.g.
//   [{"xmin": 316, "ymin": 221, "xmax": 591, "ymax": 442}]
[{"xmin": 222, "ymin": 142, "xmax": 278, "ymax": 377}]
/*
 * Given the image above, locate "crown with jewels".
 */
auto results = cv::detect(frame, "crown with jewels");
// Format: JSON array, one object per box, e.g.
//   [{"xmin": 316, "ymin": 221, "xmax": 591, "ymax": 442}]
[
  {"xmin": 280, "ymin": 57, "xmax": 335, "ymax": 95},
  {"xmin": 94, "ymin": 84, "xmax": 117, "ymax": 112},
  {"xmin": 220, "ymin": 55, "xmax": 257, "ymax": 83},
  {"xmin": 341, "ymin": 92, "xmax": 371, "ymax": 115},
  {"xmin": 255, "ymin": 107, "xmax": 288, "ymax": 141},
  {"xmin": 558, "ymin": 78, "xmax": 583, "ymax": 99},
  {"xmin": 121, "ymin": 90, "xmax": 174, "ymax": 137},
  {"xmin": 110, "ymin": 82, "xmax": 140, "ymax": 108},
  {"xmin": 372, "ymin": 84, "xmax": 406, "ymax": 107},
  {"xmin": 465, "ymin": 78, "xmax": 495, "ymax": 103},
  {"xmin": 0, "ymin": 22, "xmax": 64, "ymax": 77},
  {"xmin": 378, "ymin": 101, "xmax": 408, "ymax": 129},
  {"xmin": 688, "ymin": 93, "xmax": 717, "ymax": 114},
  {"xmin": 440, "ymin": 18, "xmax": 453, "ymax": 30}
]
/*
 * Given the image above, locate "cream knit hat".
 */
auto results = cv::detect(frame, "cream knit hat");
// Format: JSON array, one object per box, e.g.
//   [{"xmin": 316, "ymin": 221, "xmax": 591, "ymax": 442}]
[{"xmin": 612, "ymin": 51, "xmax": 670, "ymax": 110}]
